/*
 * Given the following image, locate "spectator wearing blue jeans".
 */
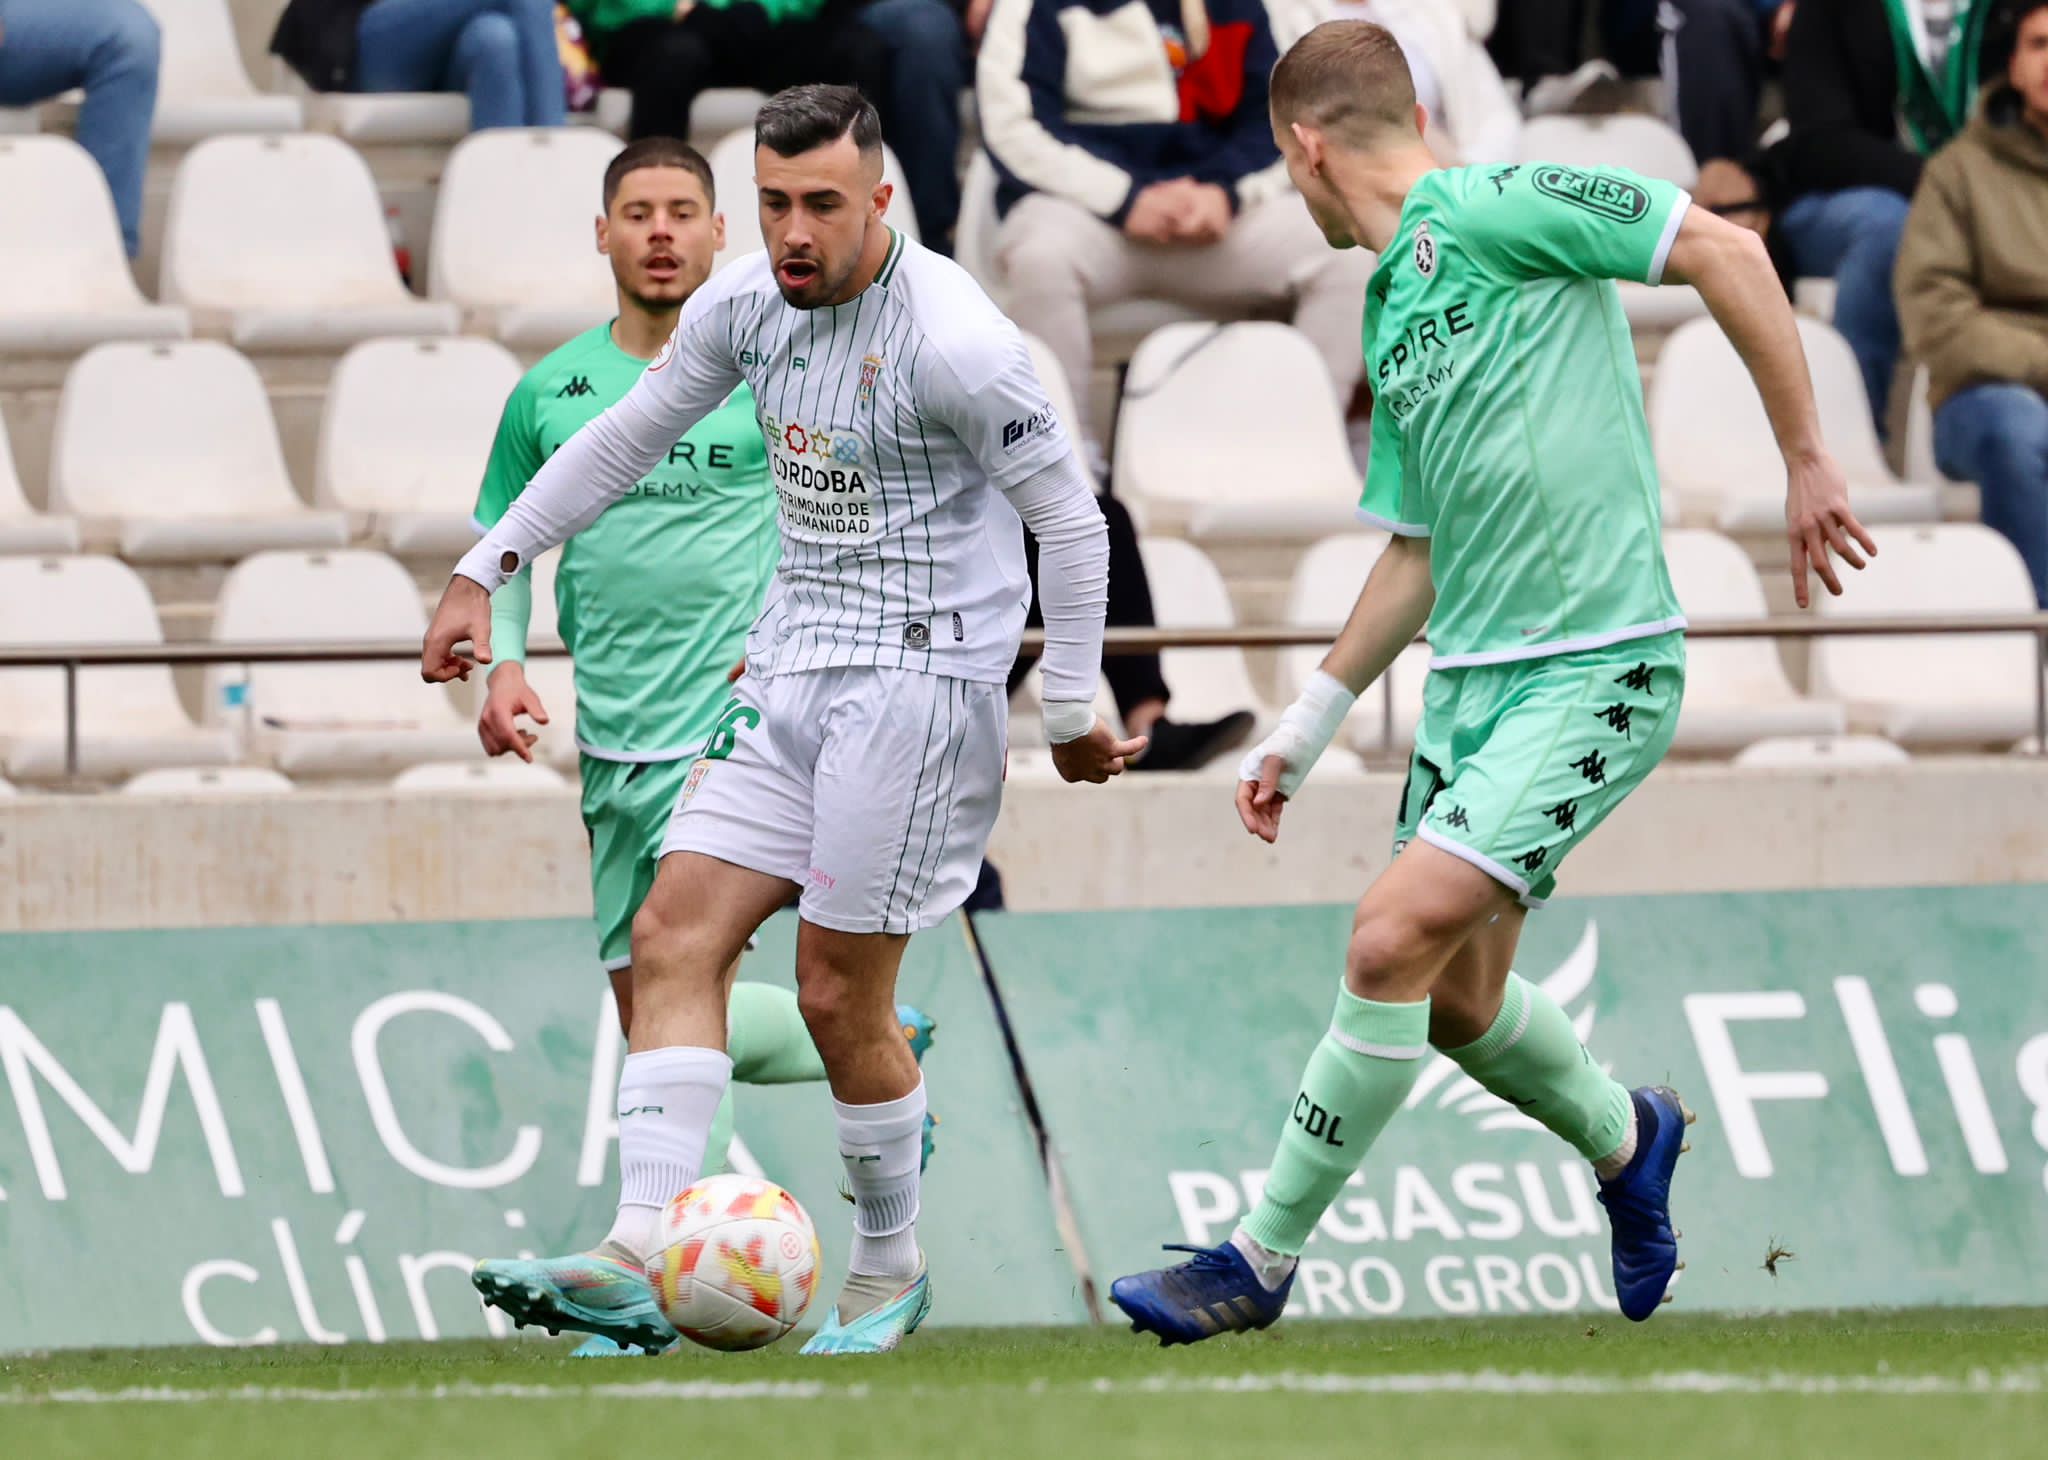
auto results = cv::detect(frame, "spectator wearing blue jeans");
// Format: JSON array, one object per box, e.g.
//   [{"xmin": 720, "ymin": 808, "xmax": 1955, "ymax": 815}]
[
  {"xmin": 274, "ymin": 0, "xmax": 564, "ymax": 129},
  {"xmin": 1898, "ymin": 1, "xmax": 2048, "ymax": 602},
  {"xmin": 1762, "ymin": 0, "xmax": 1997, "ymax": 432},
  {"xmin": 0, "ymin": 0, "xmax": 160, "ymax": 257},
  {"xmin": 857, "ymin": 0, "xmax": 978, "ymax": 252}
]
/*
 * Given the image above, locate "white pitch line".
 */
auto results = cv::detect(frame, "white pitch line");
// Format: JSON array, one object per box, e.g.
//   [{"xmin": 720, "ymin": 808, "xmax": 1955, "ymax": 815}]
[{"xmin": 0, "ymin": 1379, "xmax": 850, "ymax": 1407}]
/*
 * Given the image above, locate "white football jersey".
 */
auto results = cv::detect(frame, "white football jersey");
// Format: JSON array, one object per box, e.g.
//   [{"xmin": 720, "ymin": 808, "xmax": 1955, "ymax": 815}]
[{"xmin": 621, "ymin": 229, "xmax": 1070, "ymax": 683}]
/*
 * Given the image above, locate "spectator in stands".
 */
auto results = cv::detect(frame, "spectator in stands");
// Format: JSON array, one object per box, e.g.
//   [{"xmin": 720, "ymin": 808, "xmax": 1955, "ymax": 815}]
[
  {"xmin": 0, "ymin": 0, "xmax": 159, "ymax": 257},
  {"xmin": 978, "ymin": 0, "xmax": 1373, "ymax": 457},
  {"xmin": 272, "ymin": 0, "xmax": 567, "ymax": 128},
  {"xmin": 1330, "ymin": 0, "xmax": 1519, "ymax": 162},
  {"xmin": 1897, "ymin": 0, "xmax": 2048, "ymax": 601},
  {"xmin": 568, "ymin": 0, "xmax": 885, "ymax": 146},
  {"xmin": 1762, "ymin": 0, "xmax": 1999, "ymax": 432},
  {"xmin": 1010, "ymin": 493, "xmax": 1257, "ymax": 771},
  {"xmin": 858, "ymin": 0, "xmax": 979, "ymax": 251}
]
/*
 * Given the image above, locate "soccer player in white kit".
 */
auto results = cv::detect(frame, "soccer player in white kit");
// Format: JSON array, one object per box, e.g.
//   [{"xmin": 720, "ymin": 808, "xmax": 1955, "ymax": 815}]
[{"xmin": 421, "ymin": 85, "xmax": 1136, "ymax": 1355}]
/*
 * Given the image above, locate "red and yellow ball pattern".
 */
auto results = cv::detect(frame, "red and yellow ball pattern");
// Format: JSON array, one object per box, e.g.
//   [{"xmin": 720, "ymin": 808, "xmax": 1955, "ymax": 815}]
[{"xmin": 653, "ymin": 1173, "xmax": 822, "ymax": 1351}]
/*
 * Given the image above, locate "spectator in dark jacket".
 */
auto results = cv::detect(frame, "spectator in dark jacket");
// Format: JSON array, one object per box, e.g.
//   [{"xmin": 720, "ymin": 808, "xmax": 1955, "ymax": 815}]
[
  {"xmin": 857, "ymin": 0, "xmax": 979, "ymax": 251},
  {"xmin": 978, "ymin": 0, "xmax": 1372, "ymax": 453},
  {"xmin": 1764, "ymin": 0, "xmax": 1998, "ymax": 430},
  {"xmin": 1897, "ymin": 1, "xmax": 2048, "ymax": 599}
]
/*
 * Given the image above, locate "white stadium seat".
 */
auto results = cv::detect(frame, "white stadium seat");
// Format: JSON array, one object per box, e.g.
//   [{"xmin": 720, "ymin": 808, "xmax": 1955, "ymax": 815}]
[
  {"xmin": 710, "ymin": 130, "xmax": 918, "ymax": 273},
  {"xmin": 1811, "ymin": 524, "xmax": 2041, "ymax": 747},
  {"xmin": 1661, "ymin": 528, "xmax": 1846, "ymax": 750},
  {"xmin": 0, "ymin": 776, "xmax": 15, "ymax": 797},
  {"xmin": 1134, "ymin": 537, "xmax": 1274, "ymax": 738},
  {"xmin": 0, "ymin": 137, "xmax": 190, "ymax": 349},
  {"xmin": 1516, "ymin": 115, "xmax": 1700, "ymax": 188},
  {"xmin": 512, "ymin": 547, "xmax": 581, "ymax": 770},
  {"xmin": 304, "ymin": 93, "xmax": 471, "ymax": 145},
  {"xmin": 590, "ymin": 85, "xmax": 758, "ymax": 141},
  {"xmin": 0, "ymin": 556, "xmax": 235, "ymax": 780},
  {"xmin": 1732, "ymin": 735, "xmax": 1911, "ymax": 769},
  {"xmin": 1020, "ymin": 332, "xmax": 1098, "ymax": 494},
  {"xmin": 1114, "ymin": 322, "xmax": 1358, "ymax": 540},
  {"xmin": 141, "ymin": 0, "xmax": 304, "ymax": 141},
  {"xmin": 122, "ymin": 765, "xmax": 297, "ymax": 795},
  {"xmin": 206, "ymin": 550, "xmax": 478, "ymax": 776},
  {"xmin": 430, "ymin": 128, "xmax": 625, "ymax": 346},
  {"xmin": 0, "ymin": 412, "xmax": 81, "ymax": 555},
  {"xmin": 316, "ymin": 337, "xmax": 525, "ymax": 554},
  {"xmin": 51, "ymin": 341, "xmax": 347, "ymax": 561},
  {"xmin": 1283, "ymin": 532, "xmax": 1430, "ymax": 753},
  {"xmin": 392, "ymin": 759, "xmax": 569, "ymax": 792},
  {"xmin": 1650, "ymin": 317, "xmax": 1938, "ymax": 530},
  {"xmin": 161, "ymin": 135, "xmax": 457, "ymax": 349}
]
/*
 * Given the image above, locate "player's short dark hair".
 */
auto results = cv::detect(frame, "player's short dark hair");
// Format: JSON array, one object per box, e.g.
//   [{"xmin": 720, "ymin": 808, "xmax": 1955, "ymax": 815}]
[
  {"xmin": 1269, "ymin": 20, "xmax": 1419, "ymax": 148},
  {"xmin": 603, "ymin": 137, "xmax": 715, "ymax": 211},
  {"xmin": 755, "ymin": 84, "xmax": 883, "ymax": 161}
]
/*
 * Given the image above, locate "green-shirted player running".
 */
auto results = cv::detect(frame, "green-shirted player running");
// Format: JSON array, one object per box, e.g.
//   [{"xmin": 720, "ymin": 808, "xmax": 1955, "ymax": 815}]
[
  {"xmin": 1110, "ymin": 22, "xmax": 1877, "ymax": 1344},
  {"xmin": 470, "ymin": 138, "xmax": 933, "ymax": 1354}
]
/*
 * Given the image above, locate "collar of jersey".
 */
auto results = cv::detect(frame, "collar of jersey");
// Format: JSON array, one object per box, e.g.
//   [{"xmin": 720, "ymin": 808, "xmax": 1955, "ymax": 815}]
[{"xmin": 872, "ymin": 227, "xmax": 907, "ymax": 291}]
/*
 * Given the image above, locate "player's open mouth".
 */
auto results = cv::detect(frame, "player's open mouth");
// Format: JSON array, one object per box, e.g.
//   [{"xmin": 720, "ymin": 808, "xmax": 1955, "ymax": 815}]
[
  {"xmin": 644, "ymin": 253, "xmax": 679, "ymax": 280},
  {"xmin": 778, "ymin": 259, "xmax": 820, "ymax": 287}
]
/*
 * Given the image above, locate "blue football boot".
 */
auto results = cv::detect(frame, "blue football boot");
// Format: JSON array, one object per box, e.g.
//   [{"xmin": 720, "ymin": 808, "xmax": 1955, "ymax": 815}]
[
  {"xmin": 1109, "ymin": 1241, "xmax": 1294, "ymax": 1346},
  {"xmin": 1598, "ymin": 1085, "xmax": 1695, "ymax": 1321}
]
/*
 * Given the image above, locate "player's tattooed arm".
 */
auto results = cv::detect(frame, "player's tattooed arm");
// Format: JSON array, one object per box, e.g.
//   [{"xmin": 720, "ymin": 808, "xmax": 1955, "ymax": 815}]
[{"xmin": 1664, "ymin": 206, "xmax": 1877, "ymax": 607}]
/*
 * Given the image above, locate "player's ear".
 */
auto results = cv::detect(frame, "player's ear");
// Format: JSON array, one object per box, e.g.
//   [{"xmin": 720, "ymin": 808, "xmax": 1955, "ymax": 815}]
[
  {"xmin": 595, "ymin": 212, "xmax": 611, "ymax": 258},
  {"xmin": 712, "ymin": 210, "xmax": 727, "ymax": 252},
  {"xmin": 873, "ymin": 180, "xmax": 893, "ymax": 220},
  {"xmin": 1414, "ymin": 101, "xmax": 1430, "ymax": 140},
  {"xmin": 1290, "ymin": 121, "xmax": 1322, "ymax": 173}
]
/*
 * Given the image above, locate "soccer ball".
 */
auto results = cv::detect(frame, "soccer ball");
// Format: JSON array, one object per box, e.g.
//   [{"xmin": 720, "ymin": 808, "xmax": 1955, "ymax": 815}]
[{"xmin": 652, "ymin": 1173, "xmax": 822, "ymax": 1351}]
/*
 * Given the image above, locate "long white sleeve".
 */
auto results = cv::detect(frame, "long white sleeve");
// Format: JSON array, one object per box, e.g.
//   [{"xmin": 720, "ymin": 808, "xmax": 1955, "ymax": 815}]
[
  {"xmin": 1004, "ymin": 452, "xmax": 1108, "ymax": 708},
  {"xmin": 453, "ymin": 275, "xmax": 749, "ymax": 591}
]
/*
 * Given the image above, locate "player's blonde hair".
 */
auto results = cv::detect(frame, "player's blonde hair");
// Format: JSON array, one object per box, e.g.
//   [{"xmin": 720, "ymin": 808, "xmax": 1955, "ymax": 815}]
[{"xmin": 1269, "ymin": 21, "xmax": 1419, "ymax": 150}]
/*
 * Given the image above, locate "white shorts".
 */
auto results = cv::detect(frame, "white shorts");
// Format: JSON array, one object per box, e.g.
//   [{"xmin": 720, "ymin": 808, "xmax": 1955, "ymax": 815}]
[{"xmin": 660, "ymin": 665, "xmax": 1007, "ymax": 935}]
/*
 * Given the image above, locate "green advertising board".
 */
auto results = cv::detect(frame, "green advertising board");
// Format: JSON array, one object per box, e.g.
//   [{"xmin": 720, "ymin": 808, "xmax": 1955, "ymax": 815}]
[
  {"xmin": 5, "ymin": 887, "xmax": 2048, "ymax": 1351},
  {"xmin": 0, "ymin": 913, "xmax": 1081, "ymax": 1351},
  {"xmin": 980, "ymin": 888, "xmax": 2048, "ymax": 1322}
]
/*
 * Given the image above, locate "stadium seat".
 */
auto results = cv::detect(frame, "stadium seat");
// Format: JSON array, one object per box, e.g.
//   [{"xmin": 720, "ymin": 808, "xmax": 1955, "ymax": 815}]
[
  {"xmin": 0, "ymin": 137, "xmax": 191, "ymax": 349},
  {"xmin": 1793, "ymin": 278, "xmax": 1838, "ymax": 322},
  {"xmin": 0, "ymin": 775, "xmax": 15, "ymax": 797},
  {"xmin": 315, "ymin": 337, "xmax": 525, "ymax": 554},
  {"xmin": 1516, "ymin": 115, "xmax": 1700, "ymax": 188},
  {"xmin": 121, "ymin": 765, "xmax": 297, "ymax": 795},
  {"xmin": 205, "ymin": 549, "xmax": 478, "ymax": 776},
  {"xmin": 1731, "ymin": 735, "xmax": 1911, "ymax": 769},
  {"xmin": 141, "ymin": 0, "xmax": 304, "ymax": 141},
  {"xmin": 1811, "ymin": 524, "xmax": 2040, "ymax": 747},
  {"xmin": 510, "ymin": 547, "xmax": 581, "ymax": 770},
  {"xmin": 50, "ymin": 341, "xmax": 347, "ymax": 561},
  {"xmin": 1282, "ymin": 532, "xmax": 1429, "ymax": 753},
  {"xmin": 430, "ymin": 128, "xmax": 625, "ymax": 346},
  {"xmin": 303, "ymin": 93, "xmax": 470, "ymax": 145},
  {"xmin": 0, "ymin": 556, "xmax": 235, "ymax": 781},
  {"xmin": 1114, "ymin": 322, "xmax": 1358, "ymax": 540},
  {"xmin": 1650, "ymin": 317, "xmax": 1939, "ymax": 530},
  {"xmin": 161, "ymin": 135, "xmax": 457, "ymax": 349},
  {"xmin": 0, "ymin": 412, "xmax": 81, "ymax": 555},
  {"xmin": 391, "ymin": 759, "xmax": 569, "ymax": 792},
  {"xmin": 710, "ymin": 131, "xmax": 918, "ymax": 272},
  {"xmin": 1661, "ymin": 528, "xmax": 1846, "ymax": 750},
  {"xmin": 1134, "ymin": 537, "xmax": 1275, "ymax": 739},
  {"xmin": 1019, "ymin": 332, "xmax": 1100, "ymax": 496}
]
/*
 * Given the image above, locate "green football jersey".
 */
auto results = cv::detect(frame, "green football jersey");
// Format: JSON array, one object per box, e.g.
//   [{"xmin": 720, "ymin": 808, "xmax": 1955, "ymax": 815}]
[
  {"xmin": 1358, "ymin": 163, "xmax": 1691, "ymax": 667},
  {"xmin": 473, "ymin": 321, "xmax": 775, "ymax": 758}
]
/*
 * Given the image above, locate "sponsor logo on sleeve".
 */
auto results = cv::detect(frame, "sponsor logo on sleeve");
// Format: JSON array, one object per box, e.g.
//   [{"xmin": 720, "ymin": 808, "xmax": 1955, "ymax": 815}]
[
  {"xmin": 1530, "ymin": 165, "xmax": 1651, "ymax": 223},
  {"xmin": 1001, "ymin": 403, "xmax": 1058, "ymax": 453}
]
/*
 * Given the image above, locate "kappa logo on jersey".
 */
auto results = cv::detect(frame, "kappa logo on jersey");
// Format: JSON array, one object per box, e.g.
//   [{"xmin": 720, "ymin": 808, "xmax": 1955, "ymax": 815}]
[
  {"xmin": 1414, "ymin": 221, "xmax": 1437, "ymax": 278},
  {"xmin": 858, "ymin": 353, "xmax": 884, "ymax": 406},
  {"xmin": 557, "ymin": 375, "xmax": 596, "ymax": 398},
  {"xmin": 1002, "ymin": 403, "xmax": 1057, "ymax": 453},
  {"xmin": 1530, "ymin": 165, "xmax": 1651, "ymax": 223}
]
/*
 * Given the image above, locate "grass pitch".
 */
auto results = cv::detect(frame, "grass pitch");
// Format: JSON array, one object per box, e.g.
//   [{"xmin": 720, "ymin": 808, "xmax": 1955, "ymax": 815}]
[{"xmin": 6, "ymin": 1308, "xmax": 2046, "ymax": 1459}]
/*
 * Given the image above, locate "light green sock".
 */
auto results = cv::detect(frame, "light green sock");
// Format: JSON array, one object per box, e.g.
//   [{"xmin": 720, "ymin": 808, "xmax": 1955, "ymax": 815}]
[
  {"xmin": 1240, "ymin": 988, "xmax": 1432, "ymax": 1257},
  {"xmin": 1441, "ymin": 973, "xmax": 1631, "ymax": 1163},
  {"xmin": 725, "ymin": 981, "xmax": 827, "ymax": 1085}
]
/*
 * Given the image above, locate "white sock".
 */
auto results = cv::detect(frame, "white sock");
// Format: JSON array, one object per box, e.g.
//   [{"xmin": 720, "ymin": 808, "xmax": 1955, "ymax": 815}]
[
  {"xmin": 1229, "ymin": 1227, "xmax": 1299, "ymax": 1292},
  {"xmin": 835, "ymin": 1080, "xmax": 926, "ymax": 1279},
  {"xmin": 1594, "ymin": 1097, "xmax": 1641, "ymax": 1182},
  {"xmin": 602, "ymin": 1046, "xmax": 733, "ymax": 1263}
]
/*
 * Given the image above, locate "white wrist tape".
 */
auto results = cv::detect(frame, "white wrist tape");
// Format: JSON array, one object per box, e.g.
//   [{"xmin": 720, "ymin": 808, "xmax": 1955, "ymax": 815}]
[
  {"xmin": 1042, "ymin": 701, "xmax": 1095, "ymax": 746},
  {"xmin": 1237, "ymin": 670, "xmax": 1356, "ymax": 798}
]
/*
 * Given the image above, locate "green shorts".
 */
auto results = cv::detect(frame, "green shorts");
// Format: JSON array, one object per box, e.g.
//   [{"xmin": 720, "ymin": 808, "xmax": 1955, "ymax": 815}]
[
  {"xmin": 1392, "ymin": 633, "xmax": 1685, "ymax": 906},
  {"xmin": 581, "ymin": 754, "xmax": 694, "ymax": 971}
]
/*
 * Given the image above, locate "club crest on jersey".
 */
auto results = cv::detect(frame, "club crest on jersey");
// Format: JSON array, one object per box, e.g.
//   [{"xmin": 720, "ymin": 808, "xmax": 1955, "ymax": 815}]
[
  {"xmin": 858, "ymin": 353, "xmax": 884, "ymax": 405},
  {"xmin": 1414, "ymin": 222, "xmax": 1437, "ymax": 278}
]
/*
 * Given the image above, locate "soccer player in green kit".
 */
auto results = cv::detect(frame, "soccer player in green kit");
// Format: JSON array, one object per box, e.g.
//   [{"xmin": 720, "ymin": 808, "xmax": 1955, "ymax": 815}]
[
  {"xmin": 1110, "ymin": 21, "xmax": 1878, "ymax": 1343},
  {"xmin": 471, "ymin": 137, "xmax": 932, "ymax": 1355}
]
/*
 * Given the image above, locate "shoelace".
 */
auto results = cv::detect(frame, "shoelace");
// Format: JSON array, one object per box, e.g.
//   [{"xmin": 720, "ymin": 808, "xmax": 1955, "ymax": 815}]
[{"xmin": 1157, "ymin": 1243, "xmax": 1241, "ymax": 1275}]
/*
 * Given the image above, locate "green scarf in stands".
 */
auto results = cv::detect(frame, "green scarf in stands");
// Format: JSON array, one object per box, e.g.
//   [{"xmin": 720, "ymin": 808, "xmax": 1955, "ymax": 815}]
[{"xmin": 1880, "ymin": 0, "xmax": 1995, "ymax": 153}]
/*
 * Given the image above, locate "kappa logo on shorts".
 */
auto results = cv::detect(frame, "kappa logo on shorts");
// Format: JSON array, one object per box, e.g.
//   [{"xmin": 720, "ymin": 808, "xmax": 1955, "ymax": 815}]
[
  {"xmin": 1595, "ymin": 702, "xmax": 1634, "ymax": 739},
  {"xmin": 1615, "ymin": 663, "xmax": 1655, "ymax": 693},
  {"xmin": 1547, "ymin": 799, "xmax": 1579, "ymax": 832},
  {"xmin": 1414, "ymin": 221, "xmax": 1437, "ymax": 278},
  {"xmin": 903, "ymin": 621, "xmax": 931, "ymax": 649},
  {"xmin": 1513, "ymin": 846, "xmax": 1550, "ymax": 874},
  {"xmin": 1441, "ymin": 805, "xmax": 1470, "ymax": 831},
  {"xmin": 1571, "ymin": 750, "xmax": 1608, "ymax": 786}
]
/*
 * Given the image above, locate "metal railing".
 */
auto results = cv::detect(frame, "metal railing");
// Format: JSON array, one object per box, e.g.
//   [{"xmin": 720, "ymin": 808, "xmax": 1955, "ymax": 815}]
[{"xmin": 4, "ymin": 614, "xmax": 2047, "ymax": 777}]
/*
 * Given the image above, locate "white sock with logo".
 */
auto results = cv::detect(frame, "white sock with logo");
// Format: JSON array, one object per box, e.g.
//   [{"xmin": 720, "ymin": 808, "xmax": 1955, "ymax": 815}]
[
  {"xmin": 1229, "ymin": 1228, "xmax": 1299, "ymax": 1292},
  {"xmin": 835, "ymin": 1079, "xmax": 926, "ymax": 1280},
  {"xmin": 601, "ymin": 1046, "xmax": 733, "ymax": 1265},
  {"xmin": 1593, "ymin": 1098, "xmax": 1641, "ymax": 1182}
]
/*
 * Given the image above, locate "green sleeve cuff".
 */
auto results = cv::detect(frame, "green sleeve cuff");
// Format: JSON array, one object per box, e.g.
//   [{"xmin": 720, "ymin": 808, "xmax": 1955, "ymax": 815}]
[{"xmin": 491, "ymin": 565, "xmax": 534, "ymax": 667}]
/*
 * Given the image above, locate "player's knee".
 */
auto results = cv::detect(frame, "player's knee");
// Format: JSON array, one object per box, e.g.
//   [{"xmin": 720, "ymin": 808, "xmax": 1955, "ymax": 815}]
[
  {"xmin": 795, "ymin": 971, "xmax": 856, "ymax": 1044},
  {"xmin": 629, "ymin": 890, "xmax": 722, "ymax": 979},
  {"xmin": 1344, "ymin": 905, "xmax": 1457, "ymax": 1001}
]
